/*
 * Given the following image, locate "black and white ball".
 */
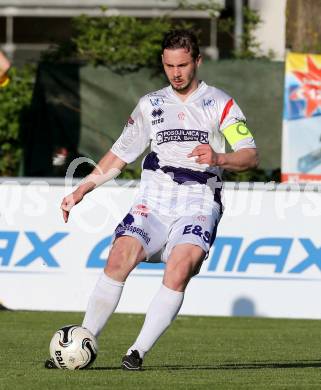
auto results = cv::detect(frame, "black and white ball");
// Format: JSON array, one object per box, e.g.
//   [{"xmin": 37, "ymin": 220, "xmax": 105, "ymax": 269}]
[{"xmin": 49, "ymin": 325, "xmax": 98, "ymax": 370}]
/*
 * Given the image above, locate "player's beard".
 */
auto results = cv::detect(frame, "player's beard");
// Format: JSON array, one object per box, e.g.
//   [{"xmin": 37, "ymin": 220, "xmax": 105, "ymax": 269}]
[{"xmin": 170, "ymin": 68, "xmax": 197, "ymax": 92}]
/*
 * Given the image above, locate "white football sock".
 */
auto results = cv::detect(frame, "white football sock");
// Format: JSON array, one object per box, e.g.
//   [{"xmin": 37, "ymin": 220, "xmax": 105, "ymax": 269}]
[
  {"xmin": 82, "ymin": 272, "xmax": 124, "ymax": 337},
  {"xmin": 127, "ymin": 284, "xmax": 184, "ymax": 359}
]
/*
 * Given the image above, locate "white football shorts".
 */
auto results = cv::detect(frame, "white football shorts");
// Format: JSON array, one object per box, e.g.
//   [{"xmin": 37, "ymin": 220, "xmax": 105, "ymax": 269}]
[{"xmin": 113, "ymin": 200, "xmax": 222, "ymax": 263}]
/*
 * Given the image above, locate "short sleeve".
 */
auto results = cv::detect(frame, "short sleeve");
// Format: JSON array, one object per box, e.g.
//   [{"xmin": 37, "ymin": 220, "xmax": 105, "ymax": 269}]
[
  {"xmin": 219, "ymin": 98, "xmax": 246, "ymax": 131},
  {"xmin": 218, "ymin": 97, "xmax": 256, "ymax": 151},
  {"xmin": 111, "ymin": 101, "xmax": 150, "ymax": 164}
]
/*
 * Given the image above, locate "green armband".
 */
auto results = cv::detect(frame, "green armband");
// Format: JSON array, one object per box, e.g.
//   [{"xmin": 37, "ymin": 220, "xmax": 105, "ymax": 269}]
[{"xmin": 222, "ymin": 122, "xmax": 253, "ymax": 147}]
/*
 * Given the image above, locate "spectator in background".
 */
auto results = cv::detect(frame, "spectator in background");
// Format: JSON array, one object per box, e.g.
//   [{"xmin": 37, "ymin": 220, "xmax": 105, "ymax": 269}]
[{"xmin": 0, "ymin": 51, "xmax": 11, "ymax": 88}]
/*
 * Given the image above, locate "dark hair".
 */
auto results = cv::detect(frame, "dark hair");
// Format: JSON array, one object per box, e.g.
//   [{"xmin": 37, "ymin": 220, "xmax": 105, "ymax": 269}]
[{"xmin": 162, "ymin": 29, "xmax": 200, "ymax": 60}]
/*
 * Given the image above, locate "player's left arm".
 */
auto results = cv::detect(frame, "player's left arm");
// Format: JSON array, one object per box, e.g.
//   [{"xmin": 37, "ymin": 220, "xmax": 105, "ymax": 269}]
[
  {"xmin": 189, "ymin": 96, "xmax": 259, "ymax": 171},
  {"xmin": 188, "ymin": 121, "xmax": 259, "ymax": 171},
  {"xmin": 188, "ymin": 143, "xmax": 258, "ymax": 171},
  {"xmin": 189, "ymin": 144, "xmax": 258, "ymax": 171}
]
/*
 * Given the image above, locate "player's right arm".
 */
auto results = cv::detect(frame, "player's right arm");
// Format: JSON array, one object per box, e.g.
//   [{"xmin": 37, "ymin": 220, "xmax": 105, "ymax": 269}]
[
  {"xmin": 61, "ymin": 99, "xmax": 150, "ymax": 223},
  {"xmin": 61, "ymin": 151, "xmax": 126, "ymax": 223}
]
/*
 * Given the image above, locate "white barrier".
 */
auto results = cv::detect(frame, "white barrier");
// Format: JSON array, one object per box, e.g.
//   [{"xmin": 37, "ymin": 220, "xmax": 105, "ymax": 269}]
[{"xmin": 0, "ymin": 179, "xmax": 321, "ymax": 319}]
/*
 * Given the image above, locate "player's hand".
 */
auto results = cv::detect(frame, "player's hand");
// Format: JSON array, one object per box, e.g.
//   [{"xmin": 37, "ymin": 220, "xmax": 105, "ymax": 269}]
[
  {"xmin": 188, "ymin": 144, "xmax": 219, "ymax": 166},
  {"xmin": 60, "ymin": 190, "xmax": 84, "ymax": 223}
]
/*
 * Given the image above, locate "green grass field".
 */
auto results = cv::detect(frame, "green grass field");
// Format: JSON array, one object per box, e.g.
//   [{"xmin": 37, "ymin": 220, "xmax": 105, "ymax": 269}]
[{"xmin": 1, "ymin": 311, "xmax": 321, "ymax": 390}]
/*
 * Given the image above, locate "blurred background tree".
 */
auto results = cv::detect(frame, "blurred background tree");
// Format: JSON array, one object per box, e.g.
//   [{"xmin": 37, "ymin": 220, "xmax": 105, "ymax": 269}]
[
  {"xmin": 0, "ymin": 1, "xmax": 294, "ymax": 181},
  {"xmin": 0, "ymin": 66, "xmax": 34, "ymax": 176},
  {"xmin": 286, "ymin": 0, "xmax": 321, "ymax": 54},
  {"xmin": 44, "ymin": 13, "xmax": 172, "ymax": 74},
  {"xmin": 218, "ymin": 6, "xmax": 265, "ymax": 59}
]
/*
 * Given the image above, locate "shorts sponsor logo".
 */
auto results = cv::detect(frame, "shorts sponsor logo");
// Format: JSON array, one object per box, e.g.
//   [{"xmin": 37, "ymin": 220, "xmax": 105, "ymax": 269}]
[
  {"xmin": 133, "ymin": 204, "xmax": 149, "ymax": 218},
  {"xmin": 183, "ymin": 224, "xmax": 211, "ymax": 244},
  {"xmin": 115, "ymin": 213, "xmax": 151, "ymax": 244},
  {"xmin": 115, "ymin": 225, "xmax": 151, "ymax": 244},
  {"xmin": 156, "ymin": 129, "xmax": 209, "ymax": 144}
]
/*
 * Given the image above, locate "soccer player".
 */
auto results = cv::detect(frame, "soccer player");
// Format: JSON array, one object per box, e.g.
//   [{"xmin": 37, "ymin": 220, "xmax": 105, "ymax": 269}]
[
  {"xmin": 0, "ymin": 51, "xmax": 11, "ymax": 88},
  {"xmin": 46, "ymin": 29, "xmax": 258, "ymax": 370}
]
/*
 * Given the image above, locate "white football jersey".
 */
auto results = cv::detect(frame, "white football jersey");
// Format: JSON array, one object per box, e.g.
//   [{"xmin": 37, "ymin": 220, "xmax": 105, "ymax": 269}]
[
  {"xmin": 111, "ymin": 82, "xmax": 256, "ymax": 256},
  {"xmin": 111, "ymin": 81, "xmax": 255, "ymax": 180}
]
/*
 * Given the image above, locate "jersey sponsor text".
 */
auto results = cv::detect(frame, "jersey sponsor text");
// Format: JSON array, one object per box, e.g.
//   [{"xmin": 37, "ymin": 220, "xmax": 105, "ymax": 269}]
[{"xmin": 156, "ymin": 129, "xmax": 209, "ymax": 145}]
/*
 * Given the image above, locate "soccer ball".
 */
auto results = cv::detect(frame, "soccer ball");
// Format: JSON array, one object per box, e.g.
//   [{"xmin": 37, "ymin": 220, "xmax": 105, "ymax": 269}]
[{"xmin": 49, "ymin": 325, "xmax": 98, "ymax": 370}]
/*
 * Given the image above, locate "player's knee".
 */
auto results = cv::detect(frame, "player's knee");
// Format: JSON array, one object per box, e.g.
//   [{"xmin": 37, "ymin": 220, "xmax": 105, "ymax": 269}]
[
  {"xmin": 165, "ymin": 249, "xmax": 204, "ymax": 289},
  {"xmin": 104, "ymin": 254, "xmax": 124, "ymax": 276},
  {"xmin": 107, "ymin": 246, "xmax": 134, "ymax": 269},
  {"xmin": 104, "ymin": 239, "xmax": 141, "ymax": 276},
  {"xmin": 109, "ymin": 242, "xmax": 128, "ymax": 262},
  {"xmin": 165, "ymin": 260, "xmax": 193, "ymax": 289},
  {"xmin": 167, "ymin": 260, "xmax": 190, "ymax": 279}
]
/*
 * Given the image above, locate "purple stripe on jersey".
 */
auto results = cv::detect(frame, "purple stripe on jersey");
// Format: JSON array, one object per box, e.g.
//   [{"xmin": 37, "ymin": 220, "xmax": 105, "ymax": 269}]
[
  {"xmin": 143, "ymin": 151, "xmax": 223, "ymax": 213},
  {"xmin": 161, "ymin": 166, "xmax": 219, "ymax": 185},
  {"xmin": 143, "ymin": 151, "xmax": 161, "ymax": 171},
  {"xmin": 143, "ymin": 151, "xmax": 222, "ymax": 186}
]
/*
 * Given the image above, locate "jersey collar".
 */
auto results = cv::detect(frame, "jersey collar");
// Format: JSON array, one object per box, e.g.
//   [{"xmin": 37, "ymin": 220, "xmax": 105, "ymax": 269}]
[{"xmin": 167, "ymin": 81, "xmax": 207, "ymax": 104}]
